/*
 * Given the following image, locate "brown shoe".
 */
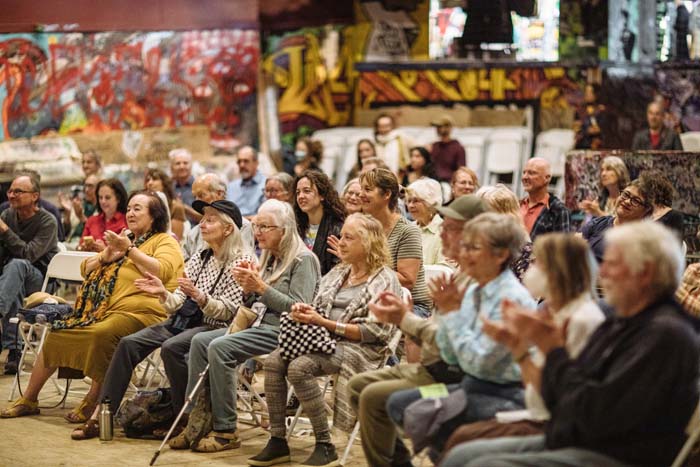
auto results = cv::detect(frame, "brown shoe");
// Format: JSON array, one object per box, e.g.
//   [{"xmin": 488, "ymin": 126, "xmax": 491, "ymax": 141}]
[
  {"xmin": 0, "ymin": 397, "xmax": 40, "ymax": 418},
  {"xmin": 71, "ymin": 419, "xmax": 100, "ymax": 440},
  {"xmin": 191, "ymin": 430, "xmax": 241, "ymax": 452},
  {"xmin": 168, "ymin": 431, "xmax": 191, "ymax": 450}
]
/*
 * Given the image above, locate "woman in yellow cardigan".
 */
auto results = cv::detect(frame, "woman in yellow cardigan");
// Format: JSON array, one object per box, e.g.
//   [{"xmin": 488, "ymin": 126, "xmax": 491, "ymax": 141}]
[{"xmin": 1, "ymin": 191, "xmax": 184, "ymax": 422}]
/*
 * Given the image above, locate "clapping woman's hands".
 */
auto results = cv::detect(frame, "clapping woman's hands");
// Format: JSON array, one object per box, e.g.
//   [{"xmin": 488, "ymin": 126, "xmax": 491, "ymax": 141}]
[
  {"xmin": 427, "ymin": 273, "xmax": 466, "ymax": 314},
  {"xmin": 232, "ymin": 261, "xmax": 267, "ymax": 295},
  {"xmin": 134, "ymin": 272, "xmax": 168, "ymax": 301},
  {"xmin": 290, "ymin": 303, "xmax": 322, "ymax": 325}
]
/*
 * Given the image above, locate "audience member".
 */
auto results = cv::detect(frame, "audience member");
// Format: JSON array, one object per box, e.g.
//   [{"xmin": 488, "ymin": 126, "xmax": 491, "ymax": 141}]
[
  {"xmin": 402, "ymin": 146, "xmax": 438, "ymax": 186},
  {"xmin": 373, "ymin": 114, "xmax": 413, "ymax": 176},
  {"xmin": 442, "ymin": 221, "xmax": 697, "ymax": 467},
  {"xmin": 441, "ymin": 233, "xmax": 604, "ymax": 459},
  {"xmin": 349, "ymin": 138, "xmax": 378, "ymax": 179},
  {"xmin": 80, "ymin": 150, "xmax": 102, "ymax": 178},
  {"xmin": 384, "ymin": 213, "xmax": 536, "ymax": 457},
  {"xmin": 360, "ymin": 156, "xmax": 389, "ymax": 174},
  {"xmin": 430, "ymin": 115, "xmax": 466, "ymax": 182},
  {"xmin": 263, "ymin": 173, "xmax": 295, "ymax": 204},
  {"xmin": 341, "ymin": 178, "xmax": 363, "ymax": 215},
  {"xmin": 145, "ymin": 168, "xmax": 187, "ymax": 241},
  {"xmin": 79, "ymin": 178, "xmax": 128, "ymax": 252},
  {"xmin": 169, "ymin": 148, "xmax": 199, "ymax": 224},
  {"xmin": 582, "ymin": 178, "xmax": 653, "ymax": 263},
  {"xmin": 631, "ymin": 101, "xmax": 683, "ymax": 150},
  {"xmin": 520, "ymin": 158, "xmax": 570, "ymax": 241},
  {"xmin": 477, "ymin": 184, "xmax": 533, "ymax": 281},
  {"xmin": 574, "ymin": 83, "xmax": 606, "ymax": 150},
  {"xmin": 70, "ymin": 200, "xmax": 253, "ymax": 440},
  {"xmin": 249, "ymin": 213, "xmax": 400, "ymax": 467},
  {"xmin": 348, "ymin": 195, "xmax": 488, "ymax": 467},
  {"xmin": 1, "ymin": 191, "xmax": 184, "ymax": 421},
  {"xmin": 169, "ymin": 199, "xmax": 320, "ymax": 452},
  {"xmin": 294, "ymin": 170, "xmax": 345, "ymax": 275},
  {"xmin": 405, "ymin": 178, "xmax": 451, "ymax": 267},
  {"xmin": 579, "ymin": 156, "xmax": 630, "ymax": 217},
  {"xmin": 227, "ymin": 146, "xmax": 267, "ymax": 218},
  {"xmin": 0, "ymin": 172, "xmax": 59, "ymax": 374},
  {"xmin": 59, "ymin": 174, "xmax": 99, "ymax": 245},
  {"xmin": 638, "ymin": 170, "xmax": 685, "ymax": 238},
  {"xmin": 293, "ymin": 137, "xmax": 323, "ymax": 176},
  {"xmin": 450, "ymin": 166, "xmax": 479, "ymax": 201}
]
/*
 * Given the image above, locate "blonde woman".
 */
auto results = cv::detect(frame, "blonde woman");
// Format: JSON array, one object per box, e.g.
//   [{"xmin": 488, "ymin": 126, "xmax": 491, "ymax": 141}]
[
  {"xmin": 250, "ymin": 213, "xmax": 400, "ymax": 467},
  {"xmin": 442, "ymin": 233, "xmax": 605, "ymax": 465},
  {"xmin": 170, "ymin": 199, "xmax": 321, "ymax": 452},
  {"xmin": 476, "ymin": 184, "xmax": 533, "ymax": 281}
]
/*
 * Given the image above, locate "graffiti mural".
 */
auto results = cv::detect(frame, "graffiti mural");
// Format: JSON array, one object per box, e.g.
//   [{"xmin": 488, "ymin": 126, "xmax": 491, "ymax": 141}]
[
  {"xmin": 0, "ymin": 30, "xmax": 259, "ymax": 146},
  {"xmin": 263, "ymin": 26, "xmax": 356, "ymax": 150},
  {"xmin": 356, "ymin": 64, "xmax": 592, "ymax": 131}
]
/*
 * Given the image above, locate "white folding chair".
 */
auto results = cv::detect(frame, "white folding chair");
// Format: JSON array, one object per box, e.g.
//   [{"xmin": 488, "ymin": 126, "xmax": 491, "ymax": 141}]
[
  {"xmin": 8, "ymin": 251, "xmax": 95, "ymax": 402},
  {"xmin": 680, "ymin": 131, "xmax": 700, "ymax": 152},
  {"xmin": 671, "ymin": 401, "xmax": 700, "ymax": 467},
  {"xmin": 236, "ymin": 355, "xmax": 273, "ymax": 429},
  {"xmin": 424, "ymin": 264, "xmax": 454, "ymax": 285},
  {"xmin": 535, "ymin": 129, "xmax": 575, "ymax": 198},
  {"xmin": 484, "ymin": 129, "xmax": 526, "ymax": 193}
]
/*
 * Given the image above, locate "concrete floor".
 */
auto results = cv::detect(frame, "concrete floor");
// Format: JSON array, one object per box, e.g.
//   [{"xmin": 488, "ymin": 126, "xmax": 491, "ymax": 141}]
[{"xmin": 0, "ymin": 353, "xmax": 378, "ymax": 467}]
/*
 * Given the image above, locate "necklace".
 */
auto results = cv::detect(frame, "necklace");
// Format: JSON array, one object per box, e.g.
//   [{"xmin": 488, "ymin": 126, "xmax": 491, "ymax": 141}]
[{"xmin": 347, "ymin": 270, "xmax": 369, "ymax": 286}]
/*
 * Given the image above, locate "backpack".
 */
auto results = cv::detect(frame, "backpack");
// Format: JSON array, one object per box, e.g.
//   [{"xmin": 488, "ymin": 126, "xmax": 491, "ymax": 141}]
[{"xmin": 117, "ymin": 388, "xmax": 175, "ymax": 439}]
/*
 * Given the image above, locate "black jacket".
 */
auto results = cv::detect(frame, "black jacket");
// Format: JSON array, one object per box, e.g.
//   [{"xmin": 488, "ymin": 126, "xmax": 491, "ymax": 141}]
[{"xmin": 631, "ymin": 128, "xmax": 683, "ymax": 151}]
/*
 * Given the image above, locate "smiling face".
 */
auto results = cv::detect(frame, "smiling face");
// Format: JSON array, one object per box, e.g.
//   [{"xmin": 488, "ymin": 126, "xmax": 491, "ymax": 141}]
[
  {"xmin": 343, "ymin": 181, "xmax": 363, "ymax": 214},
  {"xmin": 452, "ymin": 171, "xmax": 476, "ymax": 197},
  {"xmin": 252, "ymin": 211, "xmax": 283, "ymax": 251},
  {"xmin": 615, "ymin": 185, "xmax": 650, "ymax": 222},
  {"xmin": 7, "ymin": 176, "xmax": 38, "ymax": 211},
  {"xmin": 358, "ymin": 141, "xmax": 376, "ymax": 162},
  {"xmin": 296, "ymin": 177, "xmax": 323, "ymax": 214},
  {"xmin": 406, "ymin": 195, "xmax": 432, "ymax": 226},
  {"xmin": 521, "ymin": 159, "xmax": 551, "ymax": 194},
  {"xmin": 360, "ymin": 180, "xmax": 389, "ymax": 216},
  {"xmin": 458, "ymin": 232, "xmax": 507, "ymax": 285},
  {"xmin": 170, "ymin": 154, "xmax": 192, "ymax": 182},
  {"xmin": 376, "ymin": 116, "xmax": 394, "ymax": 136},
  {"xmin": 126, "ymin": 194, "xmax": 155, "ymax": 236},
  {"xmin": 81, "ymin": 153, "xmax": 100, "ymax": 177},
  {"xmin": 337, "ymin": 217, "xmax": 366, "ymax": 265},
  {"xmin": 199, "ymin": 207, "xmax": 231, "ymax": 248},
  {"xmin": 98, "ymin": 184, "xmax": 118, "ymax": 217}
]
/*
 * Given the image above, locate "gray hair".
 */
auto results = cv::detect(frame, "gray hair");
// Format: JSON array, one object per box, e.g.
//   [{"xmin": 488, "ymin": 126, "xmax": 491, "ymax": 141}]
[
  {"xmin": 462, "ymin": 212, "xmax": 528, "ymax": 270},
  {"xmin": 257, "ymin": 199, "xmax": 309, "ymax": 283},
  {"xmin": 238, "ymin": 145, "xmax": 258, "ymax": 162},
  {"xmin": 168, "ymin": 148, "xmax": 192, "ymax": 162},
  {"xmin": 197, "ymin": 173, "xmax": 227, "ymax": 197},
  {"xmin": 205, "ymin": 211, "xmax": 245, "ymax": 264},
  {"xmin": 605, "ymin": 221, "xmax": 684, "ymax": 299},
  {"xmin": 267, "ymin": 172, "xmax": 294, "ymax": 193}
]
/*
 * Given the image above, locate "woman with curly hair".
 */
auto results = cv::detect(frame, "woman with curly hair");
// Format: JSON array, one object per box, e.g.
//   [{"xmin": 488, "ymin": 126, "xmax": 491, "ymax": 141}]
[{"xmin": 294, "ymin": 170, "xmax": 346, "ymax": 275}]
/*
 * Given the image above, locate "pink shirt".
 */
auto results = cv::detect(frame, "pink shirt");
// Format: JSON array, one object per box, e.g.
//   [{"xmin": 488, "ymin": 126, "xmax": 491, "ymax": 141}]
[{"xmin": 520, "ymin": 193, "xmax": 550, "ymax": 235}]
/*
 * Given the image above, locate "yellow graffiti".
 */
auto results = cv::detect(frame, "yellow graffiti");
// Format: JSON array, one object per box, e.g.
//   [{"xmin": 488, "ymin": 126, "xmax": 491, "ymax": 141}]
[
  {"xmin": 543, "ymin": 67, "xmax": 566, "ymax": 80},
  {"xmin": 263, "ymin": 31, "xmax": 353, "ymax": 127}
]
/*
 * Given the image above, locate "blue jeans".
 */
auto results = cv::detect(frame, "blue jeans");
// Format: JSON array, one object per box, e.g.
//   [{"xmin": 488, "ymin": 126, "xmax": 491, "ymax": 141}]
[
  {"xmin": 187, "ymin": 325, "xmax": 279, "ymax": 431},
  {"xmin": 387, "ymin": 374, "xmax": 524, "ymax": 453},
  {"xmin": 442, "ymin": 434, "xmax": 629, "ymax": 467},
  {"xmin": 0, "ymin": 259, "xmax": 44, "ymax": 350}
]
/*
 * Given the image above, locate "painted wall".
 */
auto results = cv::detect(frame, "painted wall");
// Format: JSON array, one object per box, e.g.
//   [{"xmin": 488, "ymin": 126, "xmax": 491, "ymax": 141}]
[{"xmin": 0, "ymin": 30, "xmax": 260, "ymax": 147}]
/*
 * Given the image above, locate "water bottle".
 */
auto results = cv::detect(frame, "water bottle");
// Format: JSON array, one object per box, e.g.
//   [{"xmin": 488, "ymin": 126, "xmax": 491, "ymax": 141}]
[{"xmin": 99, "ymin": 397, "xmax": 113, "ymax": 441}]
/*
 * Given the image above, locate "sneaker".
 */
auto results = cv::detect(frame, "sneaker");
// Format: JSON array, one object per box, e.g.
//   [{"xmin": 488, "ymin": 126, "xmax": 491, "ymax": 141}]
[
  {"xmin": 301, "ymin": 442, "xmax": 339, "ymax": 467},
  {"xmin": 191, "ymin": 430, "xmax": 241, "ymax": 452},
  {"xmin": 4, "ymin": 350, "xmax": 20, "ymax": 376},
  {"xmin": 248, "ymin": 437, "xmax": 291, "ymax": 466}
]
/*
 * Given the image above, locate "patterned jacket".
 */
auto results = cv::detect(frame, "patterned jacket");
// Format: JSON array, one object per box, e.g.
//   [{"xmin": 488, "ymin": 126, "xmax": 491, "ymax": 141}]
[
  {"xmin": 312, "ymin": 263, "xmax": 400, "ymax": 432},
  {"xmin": 529, "ymin": 194, "xmax": 571, "ymax": 242}
]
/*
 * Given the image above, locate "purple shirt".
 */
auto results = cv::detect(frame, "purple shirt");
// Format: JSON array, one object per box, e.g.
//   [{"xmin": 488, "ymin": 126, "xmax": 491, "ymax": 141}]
[{"xmin": 431, "ymin": 139, "xmax": 466, "ymax": 182}]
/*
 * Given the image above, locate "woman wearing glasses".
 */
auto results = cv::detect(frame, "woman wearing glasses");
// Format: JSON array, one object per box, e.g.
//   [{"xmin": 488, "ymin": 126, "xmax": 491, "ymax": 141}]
[
  {"xmin": 169, "ymin": 199, "xmax": 321, "ymax": 452},
  {"xmin": 582, "ymin": 178, "xmax": 654, "ymax": 263},
  {"xmin": 263, "ymin": 173, "xmax": 295, "ymax": 205}
]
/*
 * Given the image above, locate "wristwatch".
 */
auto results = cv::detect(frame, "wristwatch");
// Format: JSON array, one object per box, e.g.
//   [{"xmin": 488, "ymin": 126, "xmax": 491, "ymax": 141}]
[{"xmin": 126, "ymin": 244, "xmax": 135, "ymax": 257}]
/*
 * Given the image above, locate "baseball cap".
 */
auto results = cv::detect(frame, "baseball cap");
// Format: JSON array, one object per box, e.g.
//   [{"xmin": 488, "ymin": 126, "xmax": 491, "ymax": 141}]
[
  {"xmin": 430, "ymin": 115, "xmax": 455, "ymax": 127},
  {"xmin": 192, "ymin": 200, "xmax": 243, "ymax": 228},
  {"xmin": 436, "ymin": 195, "xmax": 487, "ymax": 221}
]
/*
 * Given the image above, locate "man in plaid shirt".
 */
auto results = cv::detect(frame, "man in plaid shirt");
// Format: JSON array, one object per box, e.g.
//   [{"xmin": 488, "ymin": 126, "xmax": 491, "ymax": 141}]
[{"xmin": 519, "ymin": 158, "xmax": 570, "ymax": 241}]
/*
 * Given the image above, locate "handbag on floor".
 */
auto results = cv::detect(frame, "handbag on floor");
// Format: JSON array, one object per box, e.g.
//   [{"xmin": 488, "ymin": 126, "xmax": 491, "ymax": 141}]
[{"xmin": 118, "ymin": 388, "xmax": 175, "ymax": 439}]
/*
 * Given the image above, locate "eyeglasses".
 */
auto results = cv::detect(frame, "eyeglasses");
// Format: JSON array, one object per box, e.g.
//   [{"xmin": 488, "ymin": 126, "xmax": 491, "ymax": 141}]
[
  {"xmin": 345, "ymin": 191, "xmax": 361, "ymax": 199},
  {"xmin": 7, "ymin": 189, "xmax": 35, "ymax": 196},
  {"xmin": 264, "ymin": 189, "xmax": 287, "ymax": 196},
  {"xmin": 619, "ymin": 190, "xmax": 647, "ymax": 208},
  {"xmin": 251, "ymin": 223, "xmax": 279, "ymax": 233},
  {"xmin": 460, "ymin": 242, "xmax": 486, "ymax": 253}
]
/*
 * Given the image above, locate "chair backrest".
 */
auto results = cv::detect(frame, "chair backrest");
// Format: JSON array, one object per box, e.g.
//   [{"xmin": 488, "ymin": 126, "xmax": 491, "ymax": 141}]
[
  {"xmin": 671, "ymin": 401, "xmax": 700, "ymax": 467},
  {"xmin": 424, "ymin": 264, "xmax": 454, "ymax": 285},
  {"xmin": 680, "ymin": 131, "xmax": 700, "ymax": 152},
  {"xmin": 535, "ymin": 129, "xmax": 575, "ymax": 178},
  {"xmin": 41, "ymin": 251, "xmax": 97, "ymax": 292}
]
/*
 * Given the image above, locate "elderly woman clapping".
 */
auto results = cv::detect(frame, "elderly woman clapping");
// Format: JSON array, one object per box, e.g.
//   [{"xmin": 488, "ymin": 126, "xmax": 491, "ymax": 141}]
[
  {"xmin": 169, "ymin": 199, "xmax": 321, "ymax": 452},
  {"xmin": 405, "ymin": 178, "xmax": 452, "ymax": 267},
  {"xmin": 2, "ymin": 191, "xmax": 184, "ymax": 422},
  {"xmin": 249, "ymin": 213, "xmax": 400, "ymax": 467}
]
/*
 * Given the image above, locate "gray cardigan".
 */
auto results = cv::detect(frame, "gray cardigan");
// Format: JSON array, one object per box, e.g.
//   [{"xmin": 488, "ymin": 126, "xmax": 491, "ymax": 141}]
[{"xmin": 259, "ymin": 249, "xmax": 320, "ymax": 327}]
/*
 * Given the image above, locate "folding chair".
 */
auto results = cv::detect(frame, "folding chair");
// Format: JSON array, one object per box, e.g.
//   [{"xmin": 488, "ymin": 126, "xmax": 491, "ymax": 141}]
[
  {"xmin": 237, "ymin": 355, "xmax": 271, "ymax": 428},
  {"xmin": 424, "ymin": 264, "xmax": 454, "ymax": 285},
  {"xmin": 8, "ymin": 251, "xmax": 96, "ymax": 403},
  {"xmin": 672, "ymin": 401, "xmax": 700, "ymax": 467}
]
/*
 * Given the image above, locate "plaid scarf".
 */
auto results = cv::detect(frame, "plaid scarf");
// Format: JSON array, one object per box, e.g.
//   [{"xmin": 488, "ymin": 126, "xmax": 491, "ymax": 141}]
[{"xmin": 52, "ymin": 231, "xmax": 155, "ymax": 330}]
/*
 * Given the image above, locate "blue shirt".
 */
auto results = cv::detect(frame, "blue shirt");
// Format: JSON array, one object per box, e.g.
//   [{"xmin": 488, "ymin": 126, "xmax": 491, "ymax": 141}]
[
  {"xmin": 226, "ymin": 171, "xmax": 266, "ymax": 217},
  {"xmin": 173, "ymin": 176, "xmax": 195, "ymax": 221},
  {"xmin": 436, "ymin": 268, "xmax": 536, "ymax": 384}
]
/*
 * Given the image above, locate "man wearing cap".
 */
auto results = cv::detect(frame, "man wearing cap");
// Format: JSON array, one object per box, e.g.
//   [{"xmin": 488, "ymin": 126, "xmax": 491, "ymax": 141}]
[
  {"xmin": 95, "ymin": 198, "xmax": 255, "ymax": 430},
  {"xmin": 183, "ymin": 173, "xmax": 254, "ymax": 261},
  {"xmin": 348, "ymin": 195, "xmax": 487, "ymax": 467},
  {"xmin": 430, "ymin": 115, "xmax": 466, "ymax": 183}
]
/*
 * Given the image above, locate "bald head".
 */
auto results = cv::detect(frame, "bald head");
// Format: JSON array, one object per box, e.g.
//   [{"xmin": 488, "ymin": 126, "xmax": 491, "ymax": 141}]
[
  {"xmin": 522, "ymin": 157, "xmax": 552, "ymax": 196},
  {"xmin": 192, "ymin": 173, "xmax": 226, "ymax": 203}
]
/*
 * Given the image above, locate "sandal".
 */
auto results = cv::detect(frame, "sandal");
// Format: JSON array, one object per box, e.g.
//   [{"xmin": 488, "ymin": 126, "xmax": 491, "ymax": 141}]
[
  {"xmin": 168, "ymin": 431, "xmax": 191, "ymax": 450},
  {"xmin": 0, "ymin": 397, "xmax": 40, "ymax": 418},
  {"xmin": 64, "ymin": 399, "xmax": 97, "ymax": 424},
  {"xmin": 191, "ymin": 430, "xmax": 241, "ymax": 452},
  {"xmin": 71, "ymin": 419, "xmax": 99, "ymax": 440}
]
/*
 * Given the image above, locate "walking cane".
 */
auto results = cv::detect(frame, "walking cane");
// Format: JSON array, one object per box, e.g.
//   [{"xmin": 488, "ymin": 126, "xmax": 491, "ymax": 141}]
[{"xmin": 149, "ymin": 363, "xmax": 209, "ymax": 466}]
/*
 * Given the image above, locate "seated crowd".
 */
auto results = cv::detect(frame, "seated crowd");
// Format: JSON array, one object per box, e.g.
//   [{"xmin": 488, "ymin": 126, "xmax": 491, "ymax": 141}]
[{"xmin": 0, "ymin": 138, "xmax": 698, "ymax": 467}]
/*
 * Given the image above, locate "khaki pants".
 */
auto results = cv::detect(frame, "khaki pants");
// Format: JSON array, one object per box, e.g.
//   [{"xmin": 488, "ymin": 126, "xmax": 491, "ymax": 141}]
[{"xmin": 348, "ymin": 363, "xmax": 436, "ymax": 467}]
